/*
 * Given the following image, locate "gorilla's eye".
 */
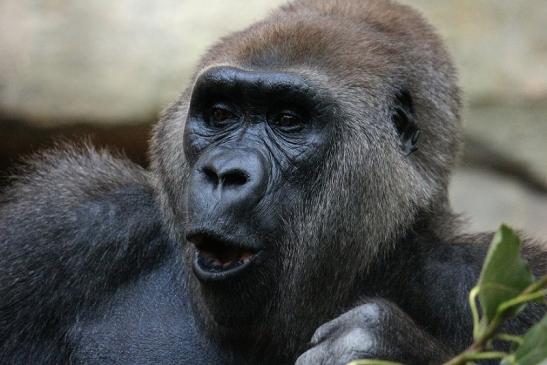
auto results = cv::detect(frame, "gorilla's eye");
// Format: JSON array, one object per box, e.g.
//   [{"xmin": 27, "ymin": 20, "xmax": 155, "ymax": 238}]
[
  {"xmin": 273, "ymin": 111, "xmax": 303, "ymax": 131},
  {"xmin": 209, "ymin": 105, "xmax": 236, "ymax": 126}
]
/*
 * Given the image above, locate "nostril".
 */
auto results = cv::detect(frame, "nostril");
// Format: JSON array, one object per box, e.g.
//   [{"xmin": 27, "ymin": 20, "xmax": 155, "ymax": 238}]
[
  {"xmin": 221, "ymin": 170, "xmax": 249, "ymax": 188},
  {"xmin": 202, "ymin": 166, "xmax": 219, "ymax": 186}
]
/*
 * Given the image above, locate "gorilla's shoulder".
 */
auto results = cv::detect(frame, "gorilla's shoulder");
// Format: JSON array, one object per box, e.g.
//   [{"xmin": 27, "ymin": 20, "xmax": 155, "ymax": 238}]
[
  {"xmin": 0, "ymin": 145, "xmax": 168, "ymax": 257},
  {"xmin": 0, "ymin": 146, "xmax": 174, "ymax": 358},
  {"xmin": 1, "ymin": 145, "xmax": 151, "ymax": 203},
  {"xmin": 1, "ymin": 145, "xmax": 158, "ymax": 227}
]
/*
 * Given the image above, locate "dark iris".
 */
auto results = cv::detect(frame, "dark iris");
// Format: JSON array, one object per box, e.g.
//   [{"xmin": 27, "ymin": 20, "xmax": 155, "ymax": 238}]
[
  {"xmin": 210, "ymin": 106, "xmax": 235, "ymax": 126},
  {"xmin": 274, "ymin": 111, "xmax": 304, "ymax": 131}
]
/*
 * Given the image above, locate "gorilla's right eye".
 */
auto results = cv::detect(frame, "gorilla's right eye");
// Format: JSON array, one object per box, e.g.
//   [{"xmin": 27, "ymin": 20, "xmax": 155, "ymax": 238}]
[
  {"xmin": 272, "ymin": 111, "xmax": 304, "ymax": 132},
  {"xmin": 209, "ymin": 105, "xmax": 236, "ymax": 126}
]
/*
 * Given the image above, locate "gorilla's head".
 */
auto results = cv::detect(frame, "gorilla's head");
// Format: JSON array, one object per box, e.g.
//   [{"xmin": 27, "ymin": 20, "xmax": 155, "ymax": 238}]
[{"xmin": 151, "ymin": 0, "xmax": 460, "ymax": 356}]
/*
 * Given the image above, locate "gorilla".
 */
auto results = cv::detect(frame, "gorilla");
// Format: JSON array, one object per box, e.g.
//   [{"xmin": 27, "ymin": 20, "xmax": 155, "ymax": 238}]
[{"xmin": 0, "ymin": 0, "xmax": 545, "ymax": 364}]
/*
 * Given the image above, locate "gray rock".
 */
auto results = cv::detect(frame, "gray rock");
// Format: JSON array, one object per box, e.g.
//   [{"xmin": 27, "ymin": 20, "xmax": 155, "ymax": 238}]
[
  {"xmin": 1, "ymin": 0, "xmax": 546, "ymax": 124},
  {"xmin": 451, "ymin": 168, "xmax": 547, "ymax": 240},
  {"xmin": 0, "ymin": 0, "xmax": 286, "ymax": 125}
]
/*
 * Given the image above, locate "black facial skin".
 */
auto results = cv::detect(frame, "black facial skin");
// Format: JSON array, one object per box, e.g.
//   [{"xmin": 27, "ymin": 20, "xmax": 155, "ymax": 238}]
[{"xmin": 183, "ymin": 66, "xmax": 336, "ymax": 323}]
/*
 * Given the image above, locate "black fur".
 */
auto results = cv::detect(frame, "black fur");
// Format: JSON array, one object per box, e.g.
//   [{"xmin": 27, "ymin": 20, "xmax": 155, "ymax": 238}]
[
  {"xmin": 0, "ymin": 149, "xmax": 545, "ymax": 364},
  {"xmin": 0, "ymin": 148, "xmax": 223, "ymax": 364}
]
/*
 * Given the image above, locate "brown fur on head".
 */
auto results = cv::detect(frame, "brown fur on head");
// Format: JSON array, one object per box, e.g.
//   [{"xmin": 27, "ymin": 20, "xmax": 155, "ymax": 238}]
[{"xmin": 151, "ymin": 0, "xmax": 461, "ymax": 361}]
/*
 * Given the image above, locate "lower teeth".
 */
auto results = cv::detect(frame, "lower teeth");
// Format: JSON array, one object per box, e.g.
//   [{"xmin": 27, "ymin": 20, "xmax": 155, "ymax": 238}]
[{"xmin": 198, "ymin": 254, "xmax": 250, "ymax": 272}]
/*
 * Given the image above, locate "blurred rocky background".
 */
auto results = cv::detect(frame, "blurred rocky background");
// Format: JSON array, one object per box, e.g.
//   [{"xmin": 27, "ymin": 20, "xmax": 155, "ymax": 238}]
[{"xmin": 0, "ymin": 0, "xmax": 546, "ymax": 238}]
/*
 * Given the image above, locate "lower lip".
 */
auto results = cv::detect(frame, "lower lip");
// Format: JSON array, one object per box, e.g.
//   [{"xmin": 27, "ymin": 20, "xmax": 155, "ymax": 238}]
[{"xmin": 192, "ymin": 250, "xmax": 262, "ymax": 282}]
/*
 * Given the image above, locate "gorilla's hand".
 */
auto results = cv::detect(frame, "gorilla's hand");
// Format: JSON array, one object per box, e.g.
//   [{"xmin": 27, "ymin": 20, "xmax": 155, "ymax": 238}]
[{"xmin": 295, "ymin": 299, "xmax": 451, "ymax": 365}]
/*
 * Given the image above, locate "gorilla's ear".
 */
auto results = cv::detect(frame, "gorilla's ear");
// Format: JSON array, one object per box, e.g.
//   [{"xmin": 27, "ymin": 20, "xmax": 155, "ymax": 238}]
[{"xmin": 392, "ymin": 90, "xmax": 420, "ymax": 156}]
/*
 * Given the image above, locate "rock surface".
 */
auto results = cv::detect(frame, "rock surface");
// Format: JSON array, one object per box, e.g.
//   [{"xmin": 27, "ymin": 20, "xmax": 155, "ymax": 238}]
[
  {"xmin": 451, "ymin": 168, "xmax": 547, "ymax": 240},
  {"xmin": 1, "ymin": 0, "xmax": 546, "ymax": 123}
]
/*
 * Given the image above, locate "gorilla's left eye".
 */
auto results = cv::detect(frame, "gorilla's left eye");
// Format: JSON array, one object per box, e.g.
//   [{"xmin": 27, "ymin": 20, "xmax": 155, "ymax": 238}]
[
  {"xmin": 209, "ymin": 105, "xmax": 236, "ymax": 126},
  {"xmin": 272, "ymin": 111, "xmax": 304, "ymax": 131}
]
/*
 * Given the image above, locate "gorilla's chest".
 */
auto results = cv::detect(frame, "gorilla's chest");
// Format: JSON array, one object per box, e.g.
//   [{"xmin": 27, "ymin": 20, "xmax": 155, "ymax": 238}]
[{"xmin": 68, "ymin": 261, "xmax": 222, "ymax": 365}]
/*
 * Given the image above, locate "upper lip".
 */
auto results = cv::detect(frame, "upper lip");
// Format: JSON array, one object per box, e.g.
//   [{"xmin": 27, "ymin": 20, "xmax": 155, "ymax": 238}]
[{"xmin": 186, "ymin": 228, "xmax": 260, "ymax": 253}]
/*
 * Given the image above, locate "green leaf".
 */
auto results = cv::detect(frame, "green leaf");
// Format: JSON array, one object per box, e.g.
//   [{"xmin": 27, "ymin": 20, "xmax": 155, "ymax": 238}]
[
  {"xmin": 500, "ymin": 315, "xmax": 547, "ymax": 365},
  {"xmin": 477, "ymin": 225, "xmax": 535, "ymax": 322}
]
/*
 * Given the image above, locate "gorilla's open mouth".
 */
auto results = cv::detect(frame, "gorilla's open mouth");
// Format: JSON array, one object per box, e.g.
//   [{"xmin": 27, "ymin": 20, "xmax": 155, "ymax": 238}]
[{"xmin": 187, "ymin": 232, "xmax": 259, "ymax": 280}]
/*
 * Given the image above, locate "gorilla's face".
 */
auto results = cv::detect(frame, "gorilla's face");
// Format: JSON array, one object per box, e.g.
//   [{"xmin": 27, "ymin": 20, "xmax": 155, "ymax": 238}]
[
  {"xmin": 182, "ymin": 66, "xmax": 337, "ymax": 325},
  {"xmin": 155, "ymin": 51, "xmax": 450, "ymax": 339},
  {"xmin": 178, "ymin": 63, "xmax": 428, "ymax": 332},
  {"xmin": 151, "ymin": 0, "xmax": 460, "ymax": 355}
]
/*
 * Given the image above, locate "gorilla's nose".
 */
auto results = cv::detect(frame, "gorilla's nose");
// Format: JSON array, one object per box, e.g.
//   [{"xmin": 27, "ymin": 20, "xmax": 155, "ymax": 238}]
[{"xmin": 191, "ymin": 148, "xmax": 268, "ymax": 213}]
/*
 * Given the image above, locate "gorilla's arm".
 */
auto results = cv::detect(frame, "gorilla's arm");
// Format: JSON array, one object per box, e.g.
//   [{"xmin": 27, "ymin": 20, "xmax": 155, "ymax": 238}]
[
  {"xmin": 0, "ymin": 148, "xmax": 170, "ymax": 362},
  {"xmin": 296, "ymin": 234, "xmax": 546, "ymax": 365}
]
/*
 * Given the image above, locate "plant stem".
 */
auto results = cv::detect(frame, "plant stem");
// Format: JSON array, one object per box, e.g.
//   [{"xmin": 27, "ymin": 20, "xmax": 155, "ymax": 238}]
[
  {"xmin": 347, "ymin": 360, "xmax": 404, "ymax": 365},
  {"xmin": 469, "ymin": 287, "xmax": 481, "ymax": 339},
  {"xmin": 496, "ymin": 334, "xmax": 523, "ymax": 345},
  {"xmin": 464, "ymin": 351, "xmax": 507, "ymax": 360},
  {"xmin": 443, "ymin": 277, "xmax": 546, "ymax": 365}
]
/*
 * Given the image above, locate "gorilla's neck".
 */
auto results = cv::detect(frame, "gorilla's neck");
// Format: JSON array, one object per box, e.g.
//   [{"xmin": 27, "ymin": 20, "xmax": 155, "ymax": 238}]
[
  {"xmin": 361, "ymin": 204, "xmax": 462, "ymax": 299},
  {"xmin": 186, "ymin": 203, "xmax": 460, "ymax": 364}
]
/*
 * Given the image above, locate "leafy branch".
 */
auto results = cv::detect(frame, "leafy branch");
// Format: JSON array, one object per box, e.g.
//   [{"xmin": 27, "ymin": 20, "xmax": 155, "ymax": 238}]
[
  {"xmin": 348, "ymin": 225, "xmax": 547, "ymax": 365},
  {"xmin": 445, "ymin": 277, "xmax": 546, "ymax": 365}
]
